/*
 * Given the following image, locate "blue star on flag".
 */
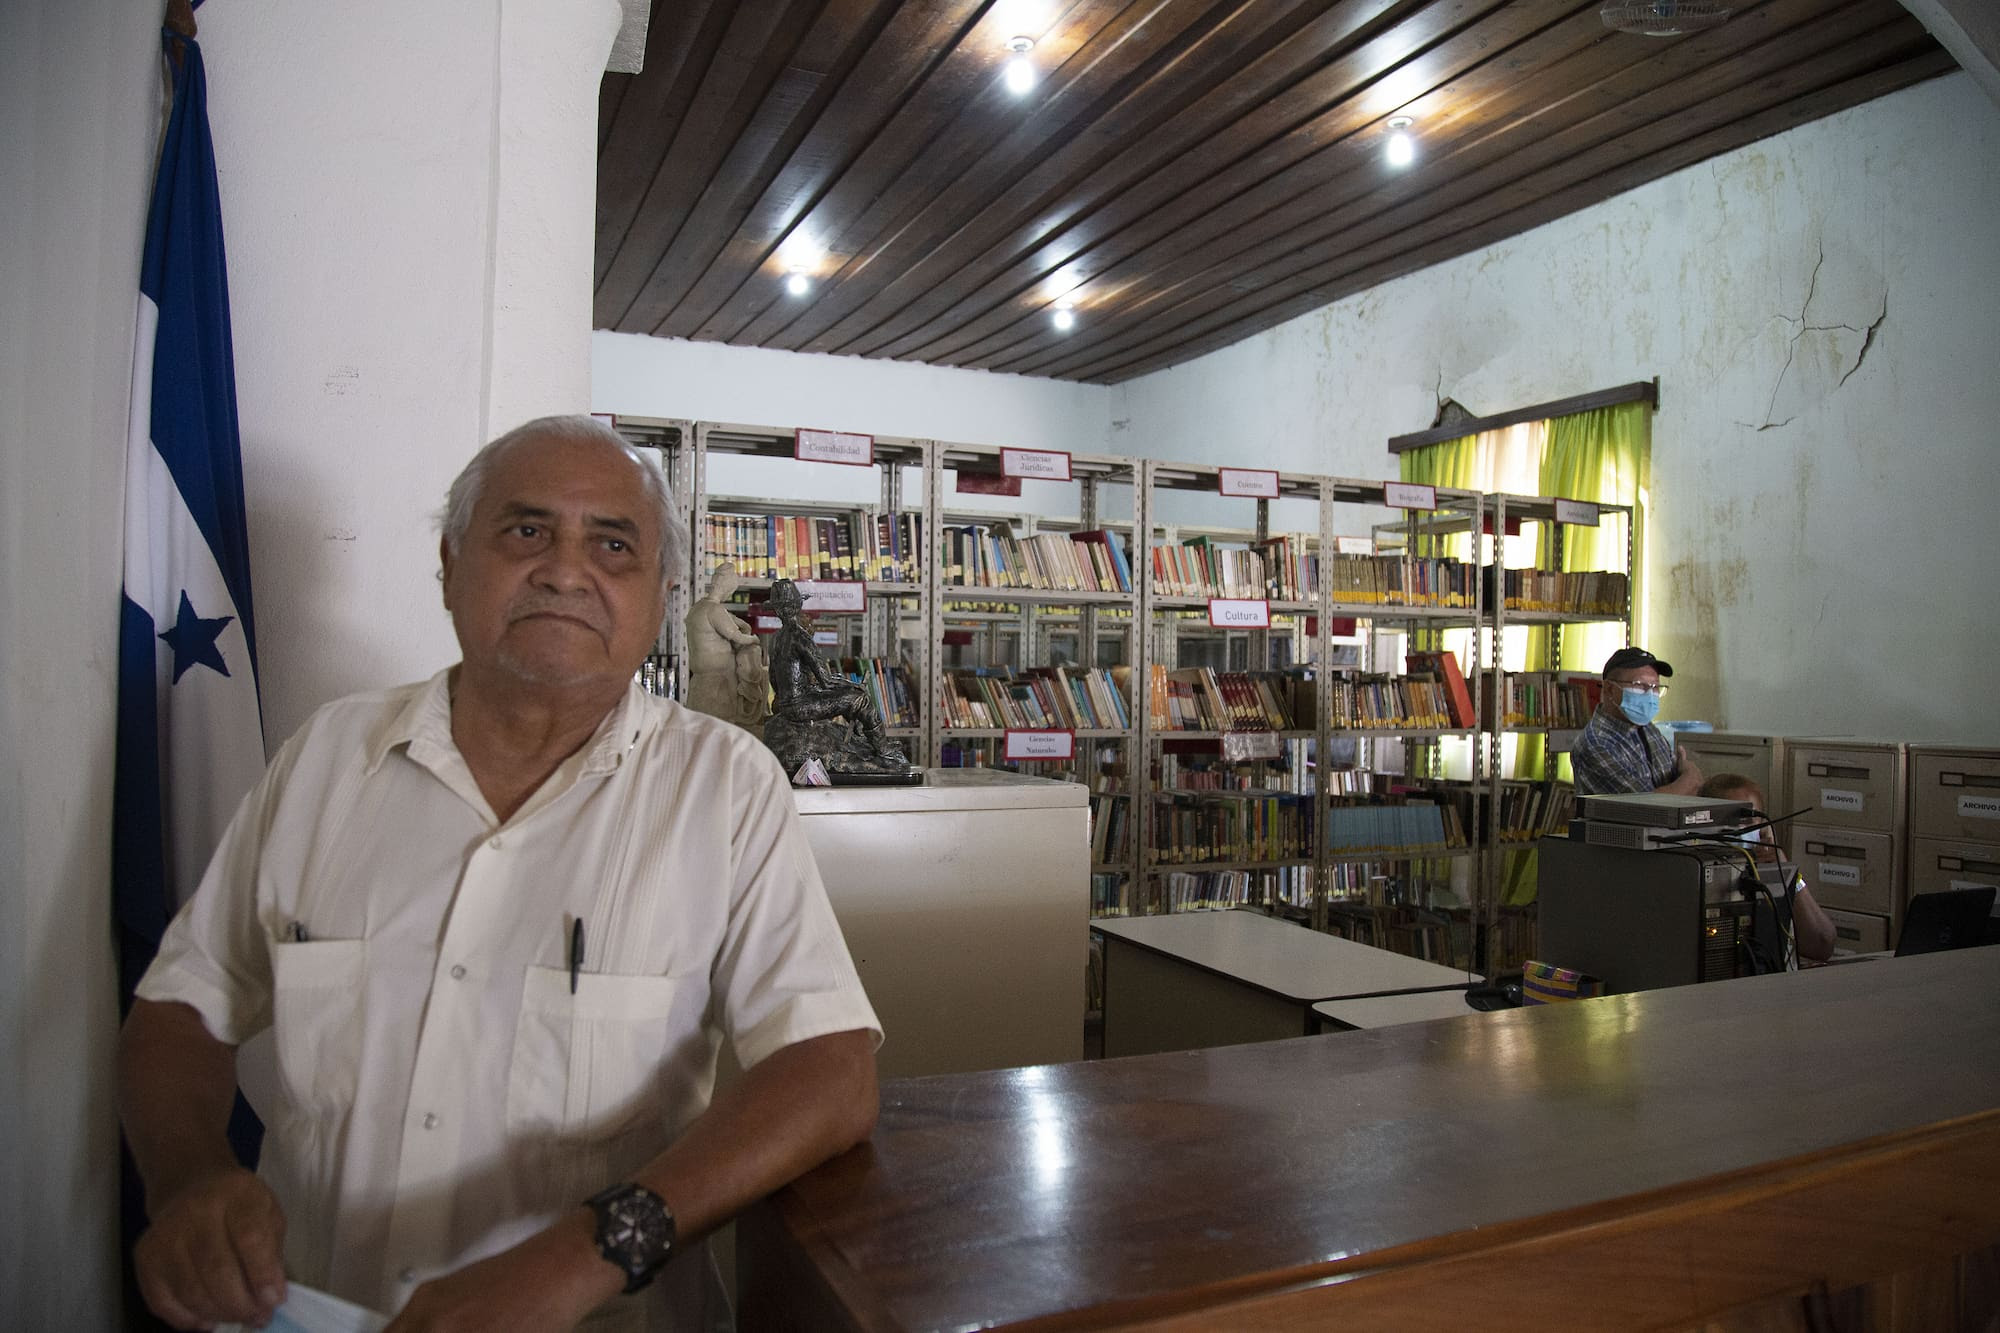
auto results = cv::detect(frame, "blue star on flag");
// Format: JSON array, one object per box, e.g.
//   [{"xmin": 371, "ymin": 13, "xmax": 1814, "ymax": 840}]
[{"xmin": 157, "ymin": 589, "xmax": 234, "ymax": 684}]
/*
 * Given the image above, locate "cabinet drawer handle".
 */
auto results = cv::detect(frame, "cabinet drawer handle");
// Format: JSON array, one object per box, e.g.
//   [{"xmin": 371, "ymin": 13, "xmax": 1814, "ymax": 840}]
[{"xmin": 1808, "ymin": 763, "xmax": 1870, "ymax": 779}]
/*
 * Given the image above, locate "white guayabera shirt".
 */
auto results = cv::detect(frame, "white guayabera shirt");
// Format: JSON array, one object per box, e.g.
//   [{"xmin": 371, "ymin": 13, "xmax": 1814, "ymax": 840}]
[{"xmin": 141, "ymin": 671, "xmax": 882, "ymax": 1329}]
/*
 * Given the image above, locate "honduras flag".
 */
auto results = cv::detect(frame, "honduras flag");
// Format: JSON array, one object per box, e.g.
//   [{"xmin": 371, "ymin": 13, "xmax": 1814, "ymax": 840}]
[{"xmin": 113, "ymin": 8, "xmax": 268, "ymax": 1007}]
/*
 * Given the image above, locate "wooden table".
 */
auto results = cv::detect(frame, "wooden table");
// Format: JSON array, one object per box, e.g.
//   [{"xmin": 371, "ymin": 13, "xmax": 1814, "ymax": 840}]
[
  {"xmin": 740, "ymin": 948, "xmax": 2000, "ymax": 1331},
  {"xmin": 1092, "ymin": 909, "xmax": 1476, "ymax": 1056}
]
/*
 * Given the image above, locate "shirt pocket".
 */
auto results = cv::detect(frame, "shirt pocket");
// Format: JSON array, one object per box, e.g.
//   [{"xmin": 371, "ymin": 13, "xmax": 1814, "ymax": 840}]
[
  {"xmin": 268, "ymin": 939, "xmax": 367, "ymax": 1118},
  {"xmin": 505, "ymin": 966, "xmax": 686, "ymax": 1146}
]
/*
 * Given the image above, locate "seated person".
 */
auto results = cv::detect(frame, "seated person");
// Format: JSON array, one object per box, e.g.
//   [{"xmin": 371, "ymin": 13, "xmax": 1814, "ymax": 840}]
[
  {"xmin": 1698, "ymin": 772, "xmax": 1837, "ymax": 963},
  {"xmin": 1570, "ymin": 646, "xmax": 1704, "ymax": 796}
]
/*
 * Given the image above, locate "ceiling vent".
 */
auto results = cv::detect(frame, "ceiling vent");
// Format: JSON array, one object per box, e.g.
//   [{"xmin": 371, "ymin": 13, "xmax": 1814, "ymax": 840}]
[{"xmin": 1599, "ymin": 0, "xmax": 1731, "ymax": 36}]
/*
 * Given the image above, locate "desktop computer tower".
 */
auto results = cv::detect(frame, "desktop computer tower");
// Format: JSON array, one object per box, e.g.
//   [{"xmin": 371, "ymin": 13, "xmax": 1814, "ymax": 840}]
[{"xmin": 1538, "ymin": 838, "xmax": 1794, "ymax": 994}]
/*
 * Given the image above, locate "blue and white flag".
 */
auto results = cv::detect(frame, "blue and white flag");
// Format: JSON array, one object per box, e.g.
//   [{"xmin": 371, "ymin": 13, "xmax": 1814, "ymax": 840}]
[{"xmin": 114, "ymin": 11, "xmax": 267, "ymax": 1004}]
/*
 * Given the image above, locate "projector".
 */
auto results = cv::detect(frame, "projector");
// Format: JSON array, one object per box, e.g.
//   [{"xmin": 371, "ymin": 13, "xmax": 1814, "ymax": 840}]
[{"xmin": 1578, "ymin": 792, "xmax": 1752, "ymax": 831}]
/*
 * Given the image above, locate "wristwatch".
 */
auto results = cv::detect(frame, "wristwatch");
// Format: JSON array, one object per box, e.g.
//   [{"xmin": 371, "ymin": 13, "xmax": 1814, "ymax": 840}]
[{"xmin": 583, "ymin": 1183, "xmax": 676, "ymax": 1293}]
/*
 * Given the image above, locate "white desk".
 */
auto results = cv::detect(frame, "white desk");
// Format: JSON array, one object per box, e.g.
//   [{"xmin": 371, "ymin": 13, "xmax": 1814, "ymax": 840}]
[
  {"xmin": 797, "ymin": 769, "xmax": 1088, "ymax": 1078},
  {"xmin": 1313, "ymin": 990, "xmax": 1487, "ymax": 1032},
  {"xmin": 1092, "ymin": 909, "xmax": 1476, "ymax": 1057}
]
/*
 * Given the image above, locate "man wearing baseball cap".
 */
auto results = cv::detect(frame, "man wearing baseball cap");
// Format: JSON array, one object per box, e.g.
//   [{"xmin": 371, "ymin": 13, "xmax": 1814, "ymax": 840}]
[{"xmin": 1568, "ymin": 646, "xmax": 1705, "ymax": 796}]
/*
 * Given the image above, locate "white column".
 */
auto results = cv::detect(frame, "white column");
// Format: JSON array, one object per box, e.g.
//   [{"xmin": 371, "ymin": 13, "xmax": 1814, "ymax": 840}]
[{"xmin": 200, "ymin": 0, "xmax": 621, "ymax": 741}]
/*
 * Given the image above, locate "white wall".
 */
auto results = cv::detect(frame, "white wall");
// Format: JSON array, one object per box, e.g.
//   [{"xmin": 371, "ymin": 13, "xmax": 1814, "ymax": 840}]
[
  {"xmin": 1112, "ymin": 74, "xmax": 2000, "ymax": 743},
  {"xmin": 2, "ymin": 1, "xmax": 617, "ymax": 1319},
  {"xmin": 0, "ymin": 2, "xmax": 158, "ymax": 1323}
]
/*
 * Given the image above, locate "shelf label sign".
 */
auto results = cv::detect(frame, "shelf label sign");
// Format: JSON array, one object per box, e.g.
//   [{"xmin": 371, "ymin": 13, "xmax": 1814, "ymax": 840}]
[
  {"xmin": 1005, "ymin": 728, "xmax": 1075, "ymax": 761},
  {"xmin": 812, "ymin": 630, "xmax": 841, "ymax": 647},
  {"xmin": 1221, "ymin": 731, "xmax": 1283, "ymax": 763},
  {"xmin": 1383, "ymin": 481, "xmax": 1437, "ymax": 511},
  {"xmin": 1554, "ymin": 498, "xmax": 1600, "ymax": 527},
  {"xmin": 797, "ymin": 579, "xmax": 867, "ymax": 614},
  {"xmin": 1819, "ymin": 788, "xmax": 1865, "ymax": 812},
  {"xmin": 1334, "ymin": 536, "xmax": 1373, "ymax": 555},
  {"xmin": 1208, "ymin": 598, "xmax": 1270, "ymax": 629},
  {"xmin": 794, "ymin": 427, "xmax": 874, "ymax": 467},
  {"xmin": 1958, "ymin": 794, "xmax": 2000, "ymax": 821},
  {"xmin": 1000, "ymin": 447, "xmax": 1072, "ymax": 481},
  {"xmin": 1816, "ymin": 862, "xmax": 1863, "ymax": 887},
  {"xmin": 1218, "ymin": 467, "xmax": 1280, "ymax": 498}
]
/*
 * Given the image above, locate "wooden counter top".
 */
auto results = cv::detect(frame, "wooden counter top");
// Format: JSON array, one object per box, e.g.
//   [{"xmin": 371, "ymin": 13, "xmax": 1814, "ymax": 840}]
[{"xmin": 742, "ymin": 949, "xmax": 2000, "ymax": 1331}]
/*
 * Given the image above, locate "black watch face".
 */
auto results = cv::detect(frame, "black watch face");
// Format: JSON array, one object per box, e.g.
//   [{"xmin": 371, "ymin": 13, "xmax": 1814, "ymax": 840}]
[{"xmin": 605, "ymin": 1194, "xmax": 660, "ymax": 1251}]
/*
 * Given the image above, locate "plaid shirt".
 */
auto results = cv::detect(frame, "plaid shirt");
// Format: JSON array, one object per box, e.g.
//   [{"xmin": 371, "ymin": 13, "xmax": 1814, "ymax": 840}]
[{"xmin": 1570, "ymin": 710, "xmax": 1677, "ymax": 795}]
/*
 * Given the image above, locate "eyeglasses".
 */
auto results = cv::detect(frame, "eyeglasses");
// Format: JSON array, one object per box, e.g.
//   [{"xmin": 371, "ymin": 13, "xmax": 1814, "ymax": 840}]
[{"xmin": 1606, "ymin": 677, "xmax": 1667, "ymax": 696}]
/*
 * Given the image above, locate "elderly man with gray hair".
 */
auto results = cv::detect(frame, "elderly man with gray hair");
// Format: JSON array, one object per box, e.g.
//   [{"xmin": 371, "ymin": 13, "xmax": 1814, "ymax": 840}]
[{"xmin": 119, "ymin": 415, "xmax": 881, "ymax": 1331}]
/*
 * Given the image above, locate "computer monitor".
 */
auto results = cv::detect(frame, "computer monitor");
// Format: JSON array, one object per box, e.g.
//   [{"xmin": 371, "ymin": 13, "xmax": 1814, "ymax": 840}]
[{"xmin": 1895, "ymin": 887, "xmax": 1998, "ymax": 956}]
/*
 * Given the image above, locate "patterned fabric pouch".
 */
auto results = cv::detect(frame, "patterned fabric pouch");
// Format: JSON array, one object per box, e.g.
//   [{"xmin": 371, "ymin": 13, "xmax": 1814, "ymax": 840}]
[{"xmin": 1521, "ymin": 959, "xmax": 1606, "ymax": 1004}]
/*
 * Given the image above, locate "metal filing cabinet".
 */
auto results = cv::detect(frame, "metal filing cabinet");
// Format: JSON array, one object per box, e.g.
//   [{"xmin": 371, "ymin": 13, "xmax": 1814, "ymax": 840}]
[
  {"xmin": 1786, "ymin": 740, "xmax": 1907, "ymax": 950},
  {"xmin": 1678, "ymin": 731, "xmax": 1786, "ymax": 843},
  {"xmin": 1906, "ymin": 746, "xmax": 2000, "ymax": 931}
]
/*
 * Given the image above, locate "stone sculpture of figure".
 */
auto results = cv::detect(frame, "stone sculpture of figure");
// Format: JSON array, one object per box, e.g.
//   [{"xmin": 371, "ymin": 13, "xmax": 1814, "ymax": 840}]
[
  {"xmin": 761, "ymin": 579, "xmax": 911, "ymax": 779},
  {"xmin": 685, "ymin": 563, "xmax": 767, "ymax": 730}
]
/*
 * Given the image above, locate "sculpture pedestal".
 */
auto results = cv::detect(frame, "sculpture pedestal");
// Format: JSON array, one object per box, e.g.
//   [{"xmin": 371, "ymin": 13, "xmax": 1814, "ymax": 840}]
[{"xmin": 794, "ymin": 769, "xmax": 1089, "ymax": 1079}]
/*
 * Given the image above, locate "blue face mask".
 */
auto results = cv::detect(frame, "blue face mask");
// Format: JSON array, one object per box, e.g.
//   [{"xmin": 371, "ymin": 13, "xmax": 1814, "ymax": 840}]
[{"xmin": 1617, "ymin": 686, "xmax": 1660, "ymax": 726}]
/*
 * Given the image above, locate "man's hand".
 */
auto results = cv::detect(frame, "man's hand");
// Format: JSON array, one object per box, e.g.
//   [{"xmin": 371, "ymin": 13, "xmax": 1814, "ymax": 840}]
[
  {"xmin": 385, "ymin": 1209, "xmax": 621, "ymax": 1333},
  {"xmin": 1660, "ymin": 745, "xmax": 1706, "ymax": 795},
  {"xmin": 133, "ymin": 1167, "xmax": 288, "ymax": 1330}
]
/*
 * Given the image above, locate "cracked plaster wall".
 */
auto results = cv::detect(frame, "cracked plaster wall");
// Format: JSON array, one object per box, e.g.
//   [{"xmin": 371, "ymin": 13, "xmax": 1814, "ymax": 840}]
[{"xmin": 1112, "ymin": 73, "xmax": 2000, "ymax": 744}]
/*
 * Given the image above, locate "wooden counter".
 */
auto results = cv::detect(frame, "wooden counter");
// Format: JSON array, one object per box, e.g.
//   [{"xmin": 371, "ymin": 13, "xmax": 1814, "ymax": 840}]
[{"xmin": 740, "ymin": 948, "xmax": 2000, "ymax": 1331}]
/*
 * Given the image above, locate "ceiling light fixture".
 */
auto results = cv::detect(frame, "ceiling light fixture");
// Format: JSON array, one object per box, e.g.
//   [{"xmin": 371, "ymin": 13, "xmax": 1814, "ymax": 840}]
[
  {"xmin": 1004, "ymin": 37, "xmax": 1037, "ymax": 96},
  {"xmin": 1051, "ymin": 299, "xmax": 1076, "ymax": 332},
  {"xmin": 1385, "ymin": 116, "xmax": 1416, "ymax": 169},
  {"xmin": 784, "ymin": 269, "xmax": 812, "ymax": 297}
]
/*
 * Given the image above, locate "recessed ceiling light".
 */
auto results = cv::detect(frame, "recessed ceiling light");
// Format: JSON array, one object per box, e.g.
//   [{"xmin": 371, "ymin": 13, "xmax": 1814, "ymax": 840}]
[
  {"xmin": 1385, "ymin": 116, "xmax": 1416, "ymax": 169},
  {"xmin": 785, "ymin": 270, "xmax": 812, "ymax": 297},
  {"xmin": 1052, "ymin": 299, "xmax": 1075, "ymax": 332},
  {"xmin": 1004, "ymin": 37, "xmax": 1037, "ymax": 96}
]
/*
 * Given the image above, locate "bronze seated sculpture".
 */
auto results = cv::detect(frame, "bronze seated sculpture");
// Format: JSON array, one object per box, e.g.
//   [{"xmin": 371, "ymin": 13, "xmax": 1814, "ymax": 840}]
[{"xmin": 761, "ymin": 579, "xmax": 915, "ymax": 783}]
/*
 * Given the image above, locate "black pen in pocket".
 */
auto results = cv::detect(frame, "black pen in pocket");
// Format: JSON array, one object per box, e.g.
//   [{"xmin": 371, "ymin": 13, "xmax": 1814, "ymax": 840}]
[{"xmin": 568, "ymin": 917, "xmax": 585, "ymax": 994}]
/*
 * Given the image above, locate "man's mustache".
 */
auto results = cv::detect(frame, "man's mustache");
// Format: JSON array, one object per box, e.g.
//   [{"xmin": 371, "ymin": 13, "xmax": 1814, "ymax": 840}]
[{"xmin": 506, "ymin": 593, "xmax": 607, "ymax": 634}]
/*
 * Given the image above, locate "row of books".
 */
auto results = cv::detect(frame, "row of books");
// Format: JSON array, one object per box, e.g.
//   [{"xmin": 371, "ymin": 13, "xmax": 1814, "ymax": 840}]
[
  {"xmin": 1149, "ymin": 791, "xmax": 1314, "ymax": 865},
  {"xmin": 941, "ymin": 665, "xmax": 1132, "ymax": 731},
  {"xmin": 1328, "ymin": 673, "xmax": 1466, "ymax": 731},
  {"xmin": 1493, "ymin": 567, "xmax": 1629, "ymax": 615},
  {"xmin": 1146, "ymin": 666, "xmax": 1306, "ymax": 732},
  {"xmin": 1249, "ymin": 534, "xmax": 1321, "ymax": 601},
  {"xmin": 1326, "ymin": 793, "xmax": 1470, "ymax": 855},
  {"xmin": 704, "ymin": 510, "xmax": 925, "ymax": 584},
  {"xmin": 1157, "ymin": 870, "xmax": 1304, "ymax": 914},
  {"xmin": 1492, "ymin": 779, "xmax": 1577, "ymax": 843},
  {"xmin": 940, "ymin": 525, "xmax": 1134, "ymax": 593},
  {"xmin": 1326, "ymin": 554, "xmax": 1475, "ymax": 607},
  {"xmin": 1149, "ymin": 538, "xmax": 1273, "ymax": 599},
  {"xmin": 1090, "ymin": 790, "xmax": 1131, "ymax": 864},
  {"xmin": 834, "ymin": 657, "xmax": 920, "ymax": 730},
  {"xmin": 1498, "ymin": 672, "xmax": 1593, "ymax": 729}
]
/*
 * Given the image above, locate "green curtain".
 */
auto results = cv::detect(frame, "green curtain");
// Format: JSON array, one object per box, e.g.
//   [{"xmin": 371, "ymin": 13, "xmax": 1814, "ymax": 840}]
[
  {"xmin": 1537, "ymin": 401, "xmax": 1651, "ymax": 778},
  {"xmin": 1502, "ymin": 401, "xmax": 1651, "ymax": 907}
]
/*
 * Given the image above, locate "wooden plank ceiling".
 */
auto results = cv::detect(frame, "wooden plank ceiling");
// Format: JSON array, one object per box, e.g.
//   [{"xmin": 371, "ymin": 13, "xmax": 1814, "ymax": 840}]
[{"xmin": 595, "ymin": 0, "xmax": 1951, "ymax": 385}]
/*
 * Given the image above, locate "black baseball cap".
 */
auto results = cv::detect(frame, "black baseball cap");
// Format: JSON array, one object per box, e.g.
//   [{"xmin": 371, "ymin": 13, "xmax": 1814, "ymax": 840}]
[{"xmin": 1603, "ymin": 646, "xmax": 1672, "ymax": 677}]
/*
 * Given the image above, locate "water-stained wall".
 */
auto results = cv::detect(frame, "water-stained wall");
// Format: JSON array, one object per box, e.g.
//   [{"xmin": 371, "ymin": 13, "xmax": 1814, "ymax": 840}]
[{"xmin": 1113, "ymin": 73, "xmax": 2000, "ymax": 744}]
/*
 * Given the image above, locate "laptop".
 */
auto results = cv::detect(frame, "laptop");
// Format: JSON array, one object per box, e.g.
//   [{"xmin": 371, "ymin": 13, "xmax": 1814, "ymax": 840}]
[{"xmin": 1894, "ymin": 887, "xmax": 1999, "ymax": 956}]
